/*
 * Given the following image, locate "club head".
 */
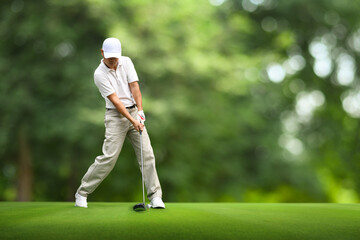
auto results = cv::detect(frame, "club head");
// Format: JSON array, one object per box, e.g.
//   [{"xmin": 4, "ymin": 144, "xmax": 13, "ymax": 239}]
[{"xmin": 133, "ymin": 203, "xmax": 146, "ymax": 212}]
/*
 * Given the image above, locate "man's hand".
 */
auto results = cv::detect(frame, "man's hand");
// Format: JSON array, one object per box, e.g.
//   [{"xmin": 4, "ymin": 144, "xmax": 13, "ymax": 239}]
[
  {"xmin": 133, "ymin": 120, "xmax": 144, "ymax": 132},
  {"xmin": 107, "ymin": 93, "xmax": 144, "ymax": 132},
  {"xmin": 137, "ymin": 110, "xmax": 146, "ymax": 124}
]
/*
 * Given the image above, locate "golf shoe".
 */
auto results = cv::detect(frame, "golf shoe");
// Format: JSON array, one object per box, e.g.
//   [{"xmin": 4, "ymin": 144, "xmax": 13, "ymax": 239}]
[
  {"xmin": 75, "ymin": 192, "xmax": 88, "ymax": 208},
  {"xmin": 148, "ymin": 197, "xmax": 165, "ymax": 209}
]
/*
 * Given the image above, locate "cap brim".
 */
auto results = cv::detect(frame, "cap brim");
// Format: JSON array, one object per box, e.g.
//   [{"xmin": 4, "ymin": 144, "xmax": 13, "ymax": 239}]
[{"xmin": 103, "ymin": 52, "xmax": 121, "ymax": 58}]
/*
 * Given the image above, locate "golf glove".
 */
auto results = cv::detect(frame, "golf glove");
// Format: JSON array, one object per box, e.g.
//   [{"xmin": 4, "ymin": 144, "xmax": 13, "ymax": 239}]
[{"xmin": 137, "ymin": 110, "xmax": 146, "ymax": 123}]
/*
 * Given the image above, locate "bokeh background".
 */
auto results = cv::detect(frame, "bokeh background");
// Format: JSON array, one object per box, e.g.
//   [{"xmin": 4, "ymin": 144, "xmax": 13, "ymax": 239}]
[{"xmin": 1, "ymin": 0, "xmax": 359, "ymax": 203}]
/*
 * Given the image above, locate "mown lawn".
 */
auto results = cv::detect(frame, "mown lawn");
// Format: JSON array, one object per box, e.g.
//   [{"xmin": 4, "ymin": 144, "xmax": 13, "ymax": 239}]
[{"xmin": 0, "ymin": 202, "xmax": 359, "ymax": 240}]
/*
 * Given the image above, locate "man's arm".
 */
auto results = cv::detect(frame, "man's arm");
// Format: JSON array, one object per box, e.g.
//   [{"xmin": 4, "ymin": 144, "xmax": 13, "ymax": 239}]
[
  {"xmin": 129, "ymin": 81, "xmax": 143, "ymax": 111},
  {"xmin": 107, "ymin": 93, "xmax": 144, "ymax": 131}
]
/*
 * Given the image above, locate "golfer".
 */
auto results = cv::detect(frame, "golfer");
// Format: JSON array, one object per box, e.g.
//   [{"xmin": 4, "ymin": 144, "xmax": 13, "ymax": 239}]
[{"xmin": 75, "ymin": 37, "xmax": 165, "ymax": 209}]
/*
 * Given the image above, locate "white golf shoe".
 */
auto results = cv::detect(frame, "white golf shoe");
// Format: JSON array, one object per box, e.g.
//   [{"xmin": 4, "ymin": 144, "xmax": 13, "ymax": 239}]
[
  {"xmin": 75, "ymin": 193, "xmax": 88, "ymax": 208},
  {"xmin": 148, "ymin": 197, "xmax": 165, "ymax": 209}
]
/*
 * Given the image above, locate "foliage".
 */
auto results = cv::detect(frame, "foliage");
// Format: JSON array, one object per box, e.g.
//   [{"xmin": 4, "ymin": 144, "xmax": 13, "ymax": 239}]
[{"xmin": 0, "ymin": 0, "xmax": 359, "ymax": 203}]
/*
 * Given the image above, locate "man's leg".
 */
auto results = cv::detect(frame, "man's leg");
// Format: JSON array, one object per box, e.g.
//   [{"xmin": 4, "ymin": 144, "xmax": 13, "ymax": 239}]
[
  {"xmin": 127, "ymin": 125, "xmax": 162, "ymax": 201},
  {"xmin": 76, "ymin": 110, "xmax": 129, "ymax": 197}
]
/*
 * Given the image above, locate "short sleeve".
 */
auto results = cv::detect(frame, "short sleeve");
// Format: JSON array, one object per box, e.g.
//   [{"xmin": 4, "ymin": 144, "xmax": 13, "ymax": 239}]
[
  {"xmin": 94, "ymin": 73, "xmax": 115, "ymax": 97},
  {"xmin": 124, "ymin": 57, "xmax": 139, "ymax": 83}
]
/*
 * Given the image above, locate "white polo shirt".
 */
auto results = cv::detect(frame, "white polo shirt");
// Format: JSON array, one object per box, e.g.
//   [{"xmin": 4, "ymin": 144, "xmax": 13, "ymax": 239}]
[{"xmin": 94, "ymin": 56, "xmax": 139, "ymax": 108}]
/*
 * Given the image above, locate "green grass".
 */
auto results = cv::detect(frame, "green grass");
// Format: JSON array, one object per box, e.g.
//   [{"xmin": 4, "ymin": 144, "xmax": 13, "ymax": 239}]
[{"xmin": 0, "ymin": 202, "xmax": 359, "ymax": 240}]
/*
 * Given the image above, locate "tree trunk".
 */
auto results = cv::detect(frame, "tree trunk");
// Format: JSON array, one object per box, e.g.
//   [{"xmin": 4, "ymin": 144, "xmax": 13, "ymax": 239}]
[{"xmin": 17, "ymin": 126, "xmax": 33, "ymax": 201}]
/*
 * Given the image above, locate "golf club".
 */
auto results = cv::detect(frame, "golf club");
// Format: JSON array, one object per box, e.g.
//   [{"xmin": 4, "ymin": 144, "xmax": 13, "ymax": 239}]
[{"xmin": 133, "ymin": 130, "xmax": 147, "ymax": 211}]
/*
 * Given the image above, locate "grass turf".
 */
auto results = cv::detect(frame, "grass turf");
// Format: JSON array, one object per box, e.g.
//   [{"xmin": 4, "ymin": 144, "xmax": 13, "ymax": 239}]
[{"xmin": 0, "ymin": 202, "xmax": 359, "ymax": 240}]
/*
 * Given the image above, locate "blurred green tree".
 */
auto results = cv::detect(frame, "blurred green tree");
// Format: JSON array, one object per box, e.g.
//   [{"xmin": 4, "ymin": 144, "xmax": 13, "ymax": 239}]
[
  {"xmin": 0, "ymin": 0, "xmax": 359, "ymax": 203},
  {"xmin": 0, "ymin": 0, "xmax": 106, "ymax": 200}
]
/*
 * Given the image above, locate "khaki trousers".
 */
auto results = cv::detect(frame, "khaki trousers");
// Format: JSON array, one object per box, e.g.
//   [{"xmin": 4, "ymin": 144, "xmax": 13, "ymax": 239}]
[{"xmin": 76, "ymin": 107, "xmax": 162, "ymax": 200}]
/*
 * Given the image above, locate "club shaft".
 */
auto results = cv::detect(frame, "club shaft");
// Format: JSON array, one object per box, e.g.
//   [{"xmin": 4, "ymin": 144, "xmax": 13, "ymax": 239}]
[{"xmin": 140, "ymin": 131, "xmax": 145, "ymax": 205}]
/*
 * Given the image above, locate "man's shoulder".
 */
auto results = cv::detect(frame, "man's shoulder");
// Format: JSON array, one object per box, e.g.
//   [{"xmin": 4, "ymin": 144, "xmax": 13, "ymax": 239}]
[
  {"xmin": 119, "ymin": 56, "xmax": 131, "ymax": 64},
  {"xmin": 94, "ymin": 68, "xmax": 108, "ymax": 86},
  {"xmin": 94, "ymin": 62, "xmax": 107, "ymax": 77},
  {"xmin": 120, "ymin": 56, "xmax": 136, "ymax": 71}
]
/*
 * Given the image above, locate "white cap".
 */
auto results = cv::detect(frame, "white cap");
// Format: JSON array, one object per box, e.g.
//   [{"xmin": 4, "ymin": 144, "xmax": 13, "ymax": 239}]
[{"xmin": 102, "ymin": 38, "xmax": 122, "ymax": 58}]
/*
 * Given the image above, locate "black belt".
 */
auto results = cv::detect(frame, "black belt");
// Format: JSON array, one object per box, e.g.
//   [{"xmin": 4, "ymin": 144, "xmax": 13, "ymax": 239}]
[{"xmin": 106, "ymin": 104, "xmax": 137, "ymax": 111}]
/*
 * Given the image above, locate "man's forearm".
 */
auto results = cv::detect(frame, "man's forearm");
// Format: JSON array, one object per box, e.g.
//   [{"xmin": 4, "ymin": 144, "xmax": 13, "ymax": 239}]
[
  {"xmin": 107, "ymin": 93, "xmax": 136, "ymax": 124},
  {"xmin": 129, "ymin": 82, "xmax": 143, "ymax": 111},
  {"xmin": 133, "ymin": 92, "xmax": 143, "ymax": 111},
  {"xmin": 114, "ymin": 101, "xmax": 136, "ymax": 124}
]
